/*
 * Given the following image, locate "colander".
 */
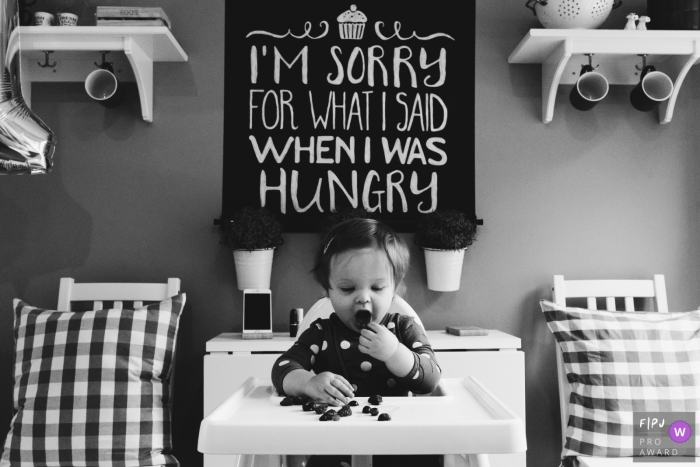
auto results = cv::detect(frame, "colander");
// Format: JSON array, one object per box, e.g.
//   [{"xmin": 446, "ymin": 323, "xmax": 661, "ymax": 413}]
[{"xmin": 525, "ymin": 0, "xmax": 622, "ymax": 29}]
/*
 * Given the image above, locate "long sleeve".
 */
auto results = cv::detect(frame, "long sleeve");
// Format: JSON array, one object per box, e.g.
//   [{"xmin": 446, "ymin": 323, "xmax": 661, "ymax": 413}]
[
  {"xmin": 271, "ymin": 318, "xmax": 325, "ymax": 395},
  {"xmin": 391, "ymin": 315, "xmax": 441, "ymax": 394}
]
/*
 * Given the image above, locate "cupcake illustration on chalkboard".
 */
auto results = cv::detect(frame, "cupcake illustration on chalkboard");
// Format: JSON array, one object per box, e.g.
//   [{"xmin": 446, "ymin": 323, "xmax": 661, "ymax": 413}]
[{"xmin": 337, "ymin": 5, "xmax": 367, "ymax": 40}]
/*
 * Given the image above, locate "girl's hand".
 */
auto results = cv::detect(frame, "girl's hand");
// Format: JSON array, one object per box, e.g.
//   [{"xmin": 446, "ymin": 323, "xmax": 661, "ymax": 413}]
[
  {"xmin": 359, "ymin": 323, "xmax": 399, "ymax": 362},
  {"xmin": 304, "ymin": 371, "xmax": 355, "ymax": 406}
]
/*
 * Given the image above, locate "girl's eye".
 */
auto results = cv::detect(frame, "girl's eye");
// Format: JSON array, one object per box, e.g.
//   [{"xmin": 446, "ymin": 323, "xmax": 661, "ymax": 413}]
[
  {"xmin": 372, "ymin": 286, "xmax": 385, "ymax": 291},
  {"xmin": 340, "ymin": 287, "xmax": 354, "ymax": 293}
]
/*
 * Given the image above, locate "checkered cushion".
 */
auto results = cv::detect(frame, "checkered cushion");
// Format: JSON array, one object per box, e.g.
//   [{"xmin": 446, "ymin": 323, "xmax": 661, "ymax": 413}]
[
  {"xmin": 541, "ymin": 299, "xmax": 700, "ymax": 459},
  {"xmin": 0, "ymin": 294, "xmax": 186, "ymax": 467}
]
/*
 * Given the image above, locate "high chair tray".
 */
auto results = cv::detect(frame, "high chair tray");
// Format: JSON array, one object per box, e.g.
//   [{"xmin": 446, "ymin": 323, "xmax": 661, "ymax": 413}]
[{"xmin": 198, "ymin": 377, "xmax": 527, "ymax": 456}]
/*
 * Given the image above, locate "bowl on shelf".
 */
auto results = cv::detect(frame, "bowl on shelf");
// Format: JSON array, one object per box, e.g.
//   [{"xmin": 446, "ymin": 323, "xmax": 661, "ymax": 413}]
[{"xmin": 526, "ymin": 0, "xmax": 622, "ymax": 29}]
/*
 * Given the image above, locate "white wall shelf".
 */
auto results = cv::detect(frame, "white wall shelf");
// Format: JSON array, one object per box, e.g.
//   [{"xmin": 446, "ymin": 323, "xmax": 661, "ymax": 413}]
[
  {"xmin": 9, "ymin": 26, "xmax": 188, "ymax": 122},
  {"xmin": 508, "ymin": 29, "xmax": 700, "ymax": 124}
]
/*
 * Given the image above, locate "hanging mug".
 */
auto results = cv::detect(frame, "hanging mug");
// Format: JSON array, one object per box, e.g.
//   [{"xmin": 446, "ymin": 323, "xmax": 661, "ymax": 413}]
[
  {"xmin": 85, "ymin": 62, "xmax": 124, "ymax": 108},
  {"xmin": 569, "ymin": 64, "xmax": 609, "ymax": 111},
  {"xmin": 630, "ymin": 65, "xmax": 674, "ymax": 112}
]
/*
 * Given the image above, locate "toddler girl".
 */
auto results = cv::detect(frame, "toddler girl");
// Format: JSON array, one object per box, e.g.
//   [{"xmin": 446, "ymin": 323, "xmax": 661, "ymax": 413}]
[{"xmin": 272, "ymin": 218, "xmax": 441, "ymax": 404}]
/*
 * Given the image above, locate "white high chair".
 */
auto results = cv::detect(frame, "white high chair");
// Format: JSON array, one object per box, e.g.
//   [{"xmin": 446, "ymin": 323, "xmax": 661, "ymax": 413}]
[
  {"xmin": 287, "ymin": 298, "xmax": 489, "ymax": 467},
  {"xmin": 552, "ymin": 275, "xmax": 699, "ymax": 466}
]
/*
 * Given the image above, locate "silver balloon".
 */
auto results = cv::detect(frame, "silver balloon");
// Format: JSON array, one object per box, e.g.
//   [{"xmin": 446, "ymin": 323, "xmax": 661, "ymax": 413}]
[{"xmin": 0, "ymin": 0, "xmax": 56, "ymax": 174}]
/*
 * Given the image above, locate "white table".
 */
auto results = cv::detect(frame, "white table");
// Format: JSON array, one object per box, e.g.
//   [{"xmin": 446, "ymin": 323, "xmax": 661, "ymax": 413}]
[
  {"xmin": 198, "ymin": 377, "xmax": 526, "ymax": 467},
  {"xmin": 203, "ymin": 330, "xmax": 526, "ymax": 467}
]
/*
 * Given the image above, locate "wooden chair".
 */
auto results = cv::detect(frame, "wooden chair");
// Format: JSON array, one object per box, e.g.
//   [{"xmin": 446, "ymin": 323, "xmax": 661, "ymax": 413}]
[
  {"xmin": 57, "ymin": 277, "xmax": 182, "ymax": 406},
  {"xmin": 551, "ymin": 275, "xmax": 699, "ymax": 466},
  {"xmin": 296, "ymin": 295, "xmax": 426, "ymax": 338}
]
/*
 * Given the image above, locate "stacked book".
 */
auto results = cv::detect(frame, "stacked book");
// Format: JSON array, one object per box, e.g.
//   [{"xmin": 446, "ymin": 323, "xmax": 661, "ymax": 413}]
[{"xmin": 96, "ymin": 7, "xmax": 171, "ymax": 29}]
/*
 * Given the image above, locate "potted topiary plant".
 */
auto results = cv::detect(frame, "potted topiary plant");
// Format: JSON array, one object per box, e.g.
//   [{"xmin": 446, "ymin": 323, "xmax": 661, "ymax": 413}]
[
  {"xmin": 220, "ymin": 206, "xmax": 283, "ymax": 290},
  {"xmin": 414, "ymin": 209, "xmax": 477, "ymax": 291}
]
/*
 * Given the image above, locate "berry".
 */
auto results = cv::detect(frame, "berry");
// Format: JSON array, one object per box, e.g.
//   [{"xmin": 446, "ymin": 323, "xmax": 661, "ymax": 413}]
[
  {"xmin": 325, "ymin": 409, "xmax": 337, "ymax": 417},
  {"xmin": 280, "ymin": 397, "xmax": 294, "ymax": 406},
  {"xmin": 319, "ymin": 414, "xmax": 329, "ymax": 421},
  {"xmin": 314, "ymin": 404, "xmax": 326, "ymax": 414},
  {"xmin": 292, "ymin": 396, "xmax": 305, "ymax": 405},
  {"xmin": 332, "ymin": 415, "xmax": 341, "ymax": 421},
  {"xmin": 370, "ymin": 408, "xmax": 379, "ymax": 416},
  {"xmin": 302, "ymin": 402, "xmax": 315, "ymax": 412},
  {"xmin": 338, "ymin": 405, "xmax": 352, "ymax": 417},
  {"xmin": 356, "ymin": 309, "xmax": 372, "ymax": 328},
  {"xmin": 362, "ymin": 406, "xmax": 371, "ymax": 414},
  {"xmin": 348, "ymin": 400, "xmax": 359, "ymax": 406},
  {"xmin": 368, "ymin": 395, "xmax": 383, "ymax": 405},
  {"xmin": 378, "ymin": 413, "xmax": 391, "ymax": 421}
]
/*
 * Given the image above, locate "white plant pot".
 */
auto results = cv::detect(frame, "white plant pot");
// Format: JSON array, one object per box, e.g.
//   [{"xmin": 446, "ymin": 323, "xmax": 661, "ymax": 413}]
[
  {"xmin": 232, "ymin": 248, "xmax": 274, "ymax": 290},
  {"xmin": 423, "ymin": 248, "xmax": 466, "ymax": 292}
]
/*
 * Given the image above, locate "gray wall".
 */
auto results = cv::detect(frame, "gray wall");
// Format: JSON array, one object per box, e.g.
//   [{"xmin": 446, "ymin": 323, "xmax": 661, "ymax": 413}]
[{"xmin": 2, "ymin": 1, "xmax": 700, "ymax": 466}]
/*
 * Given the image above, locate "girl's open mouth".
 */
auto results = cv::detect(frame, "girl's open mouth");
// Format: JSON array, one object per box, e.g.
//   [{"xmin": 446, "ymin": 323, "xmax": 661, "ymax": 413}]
[{"xmin": 355, "ymin": 309, "xmax": 372, "ymax": 328}]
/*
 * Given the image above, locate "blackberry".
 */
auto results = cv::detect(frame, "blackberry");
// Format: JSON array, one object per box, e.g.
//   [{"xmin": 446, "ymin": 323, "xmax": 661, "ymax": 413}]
[
  {"xmin": 338, "ymin": 405, "xmax": 352, "ymax": 417},
  {"xmin": 348, "ymin": 400, "xmax": 359, "ymax": 406},
  {"xmin": 292, "ymin": 396, "xmax": 305, "ymax": 405},
  {"xmin": 378, "ymin": 413, "xmax": 391, "ymax": 421},
  {"xmin": 368, "ymin": 395, "xmax": 383, "ymax": 405},
  {"xmin": 325, "ymin": 409, "xmax": 337, "ymax": 417},
  {"xmin": 302, "ymin": 402, "xmax": 315, "ymax": 412},
  {"xmin": 370, "ymin": 408, "xmax": 379, "ymax": 416},
  {"xmin": 332, "ymin": 415, "xmax": 341, "ymax": 421},
  {"xmin": 314, "ymin": 405, "xmax": 326, "ymax": 414},
  {"xmin": 319, "ymin": 414, "xmax": 329, "ymax": 421},
  {"xmin": 280, "ymin": 397, "xmax": 294, "ymax": 406},
  {"xmin": 362, "ymin": 406, "xmax": 371, "ymax": 414}
]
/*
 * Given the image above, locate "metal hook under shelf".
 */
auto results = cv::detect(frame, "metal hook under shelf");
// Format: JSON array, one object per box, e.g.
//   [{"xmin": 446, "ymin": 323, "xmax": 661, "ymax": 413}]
[
  {"xmin": 635, "ymin": 54, "xmax": 648, "ymax": 71},
  {"xmin": 94, "ymin": 51, "xmax": 112, "ymax": 68},
  {"xmin": 37, "ymin": 51, "xmax": 56, "ymax": 68},
  {"xmin": 584, "ymin": 53, "xmax": 600, "ymax": 69}
]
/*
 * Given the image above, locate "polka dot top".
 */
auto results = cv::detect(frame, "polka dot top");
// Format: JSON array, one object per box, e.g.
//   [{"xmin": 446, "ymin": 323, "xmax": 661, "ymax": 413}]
[{"xmin": 272, "ymin": 313, "xmax": 441, "ymax": 397}]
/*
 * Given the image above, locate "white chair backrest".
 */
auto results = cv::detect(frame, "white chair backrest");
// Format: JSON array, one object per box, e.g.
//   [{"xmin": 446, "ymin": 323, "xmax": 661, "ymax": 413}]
[
  {"xmin": 296, "ymin": 296, "xmax": 425, "ymax": 338},
  {"xmin": 57, "ymin": 277, "xmax": 181, "ymax": 311},
  {"xmin": 551, "ymin": 274, "xmax": 668, "ymax": 451}
]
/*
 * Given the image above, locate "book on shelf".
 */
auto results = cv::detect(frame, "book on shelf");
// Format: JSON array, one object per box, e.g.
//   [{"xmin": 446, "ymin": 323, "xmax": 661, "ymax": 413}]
[
  {"xmin": 96, "ymin": 18, "xmax": 169, "ymax": 28},
  {"xmin": 95, "ymin": 6, "xmax": 171, "ymax": 29},
  {"xmin": 445, "ymin": 326, "xmax": 489, "ymax": 337}
]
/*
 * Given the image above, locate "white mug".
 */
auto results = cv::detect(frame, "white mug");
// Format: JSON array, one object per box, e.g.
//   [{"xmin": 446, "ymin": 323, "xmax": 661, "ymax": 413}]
[
  {"xmin": 33, "ymin": 12, "xmax": 54, "ymax": 26},
  {"xmin": 58, "ymin": 13, "xmax": 78, "ymax": 26},
  {"xmin": 85, "ymin": 66, "xmax": 124, "ymax": 108}
]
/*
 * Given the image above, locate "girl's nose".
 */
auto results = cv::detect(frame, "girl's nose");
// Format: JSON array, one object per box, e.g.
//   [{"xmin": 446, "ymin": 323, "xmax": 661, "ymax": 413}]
[{"xmin": 356, "ymin": 293, "xmax": 370, "ymax": 305}]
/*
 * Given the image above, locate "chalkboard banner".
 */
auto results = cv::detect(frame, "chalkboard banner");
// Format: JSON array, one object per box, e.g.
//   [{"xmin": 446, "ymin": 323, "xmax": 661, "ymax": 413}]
[{"xmin": 222, "ymin": 1, "xmax": 476, "ymax": 232}]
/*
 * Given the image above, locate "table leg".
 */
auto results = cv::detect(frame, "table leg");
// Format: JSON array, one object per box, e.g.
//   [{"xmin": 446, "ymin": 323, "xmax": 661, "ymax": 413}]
[{"xmin": 350, "ymin": 455, "xmax": 372, "ymax": 467}]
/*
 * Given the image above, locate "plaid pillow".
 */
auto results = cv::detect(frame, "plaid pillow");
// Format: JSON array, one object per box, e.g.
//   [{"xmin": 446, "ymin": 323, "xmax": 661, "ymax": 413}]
[
  {"xmin": 540, "ymin": 299, "xmax": 700, "ymax": 459},
  {"xmin": 0, "ymin": 294, "xmax": 186, "ymax": 467}
]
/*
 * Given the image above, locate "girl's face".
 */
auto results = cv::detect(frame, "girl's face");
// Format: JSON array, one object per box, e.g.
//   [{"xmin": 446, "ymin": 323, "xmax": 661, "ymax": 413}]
[{"xmin": 327, "ymin": 247, "xmax": 396, "ymax": 333}]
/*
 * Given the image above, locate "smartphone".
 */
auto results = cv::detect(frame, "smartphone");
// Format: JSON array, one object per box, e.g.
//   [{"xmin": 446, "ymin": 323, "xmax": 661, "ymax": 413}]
[{"xmin": 242, "ymin": 289, "xmax": 273, "ymax": 338}]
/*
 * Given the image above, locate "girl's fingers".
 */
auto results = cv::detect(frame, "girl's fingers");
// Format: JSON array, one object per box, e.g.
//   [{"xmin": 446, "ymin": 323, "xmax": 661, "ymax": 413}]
[
  {"xmin": 325, "ymin": 387, "xmax": 347, "ymax": 405},
  {"xmin": 331, "ymin": 377, "xmax": 354, "ymax": 397}
]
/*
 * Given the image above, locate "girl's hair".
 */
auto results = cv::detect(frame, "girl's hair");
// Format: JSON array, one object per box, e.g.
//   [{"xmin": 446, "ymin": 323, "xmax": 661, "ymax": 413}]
[{"xmin": 312, "ymin": 218, "xmax": 410, "ymax": 292}]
